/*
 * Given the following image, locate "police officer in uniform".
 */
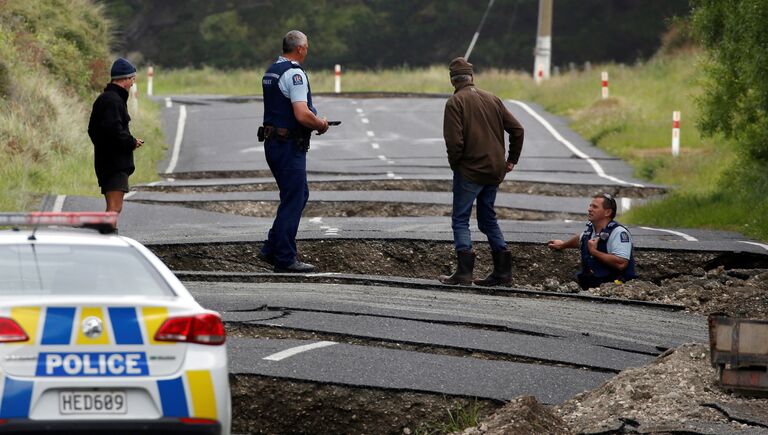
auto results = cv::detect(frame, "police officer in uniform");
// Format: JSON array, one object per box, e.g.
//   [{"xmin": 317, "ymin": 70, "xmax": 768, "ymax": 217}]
[
  {"xmin": 547, "ymin": 193, "xmax": 637, "ymax": 289},
  {"xmin": 258, "ymin": 30, "xmax": 329, "ymax": 273}
]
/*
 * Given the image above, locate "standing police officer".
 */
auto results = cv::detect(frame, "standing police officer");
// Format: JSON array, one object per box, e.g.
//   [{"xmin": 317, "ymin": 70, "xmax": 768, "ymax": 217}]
[
  {"xmin": 259, "ymin": 30, "xmax": 329, "ymax": 273},
  {"xmin": 547, "ymin": 193, "xmax": 637, "ymax": 289}
]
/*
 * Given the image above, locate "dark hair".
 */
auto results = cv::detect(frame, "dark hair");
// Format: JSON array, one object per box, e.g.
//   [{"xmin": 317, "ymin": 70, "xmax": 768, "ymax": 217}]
[{"xmin": 594, "ymin": 193, "xmax": 617, "ymax": 219}]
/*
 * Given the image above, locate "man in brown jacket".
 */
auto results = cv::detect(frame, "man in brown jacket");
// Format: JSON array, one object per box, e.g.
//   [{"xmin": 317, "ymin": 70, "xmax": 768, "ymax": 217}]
[{"xmin": 438, "ymin": 57, "xmax": 525, "ymax": 286}]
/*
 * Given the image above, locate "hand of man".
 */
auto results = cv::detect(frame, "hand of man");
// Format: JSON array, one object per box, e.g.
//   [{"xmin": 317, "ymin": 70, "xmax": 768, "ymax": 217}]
[
  {"xmin": 316, "ymin": 118, "xmax": 329, "ymax": 135},
  {"xmin": 134, "ymin": 138, "xmax": 144, "ymax": 149},
  {"xmin": 506, "ymin": 162, "xmax": 514, "ymax": 173},
  {"xmin": 547, "ymin": 240, "xmax": 564, "ymax": 250},
  {"xmin": 587, "ymin": 238, "xmax": 599, "ymax": 255}
]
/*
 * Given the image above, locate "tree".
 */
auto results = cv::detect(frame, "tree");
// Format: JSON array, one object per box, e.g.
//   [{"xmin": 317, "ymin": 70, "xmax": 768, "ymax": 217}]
[{"xmin": 692, "ymin": 0, "xmax": 768, "ymax": 161}]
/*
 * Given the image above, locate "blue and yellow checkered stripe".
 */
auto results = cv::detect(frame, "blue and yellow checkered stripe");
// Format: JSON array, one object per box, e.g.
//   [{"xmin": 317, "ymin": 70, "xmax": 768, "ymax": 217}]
[
  {"xmin": 0, "ymin": 371, "xmax": 218, "ymax": 420},
  {"xmin": 157, "ymin": 370, "xmax": 218, "ymax": 420},
  {"xmin": 3, "ymin": 306, "xmax": 174, "ymax": 346},
  {"xmin": 0, "ymin": 305, "xmax": 217, "ymax": 420}
]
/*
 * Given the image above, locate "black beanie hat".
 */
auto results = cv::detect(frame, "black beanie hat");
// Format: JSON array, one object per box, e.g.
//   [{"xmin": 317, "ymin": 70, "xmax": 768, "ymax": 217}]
[{"xmin": 111, "ymin": 57, "xmax": 137, "ymax": 80}]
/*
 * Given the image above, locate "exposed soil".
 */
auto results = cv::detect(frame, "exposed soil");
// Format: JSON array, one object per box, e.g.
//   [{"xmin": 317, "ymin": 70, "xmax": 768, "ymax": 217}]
[
  {"xmin": 150, "ymin": 239, "xmax": 768, "ymax": 316},
  {"xmin": 230, "ymin": 374, "xmax": 500, "ymax": 435},
  {"xmin": 136, "ymin": 179, "xmax": 665, "ymax": 199},
  {"xmin": 457, "ymin": 344, "xmax": 768, "ymax": 434},
  {"xmin": 169, "ymin": 200, "xmax": 581, "ymax": 221}
]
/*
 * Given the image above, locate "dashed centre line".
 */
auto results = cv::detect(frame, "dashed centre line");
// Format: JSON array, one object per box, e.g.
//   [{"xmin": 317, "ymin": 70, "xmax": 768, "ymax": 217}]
[{"xmin": 366, "ymin": 131, "xmax": 375, "ymax": 137}]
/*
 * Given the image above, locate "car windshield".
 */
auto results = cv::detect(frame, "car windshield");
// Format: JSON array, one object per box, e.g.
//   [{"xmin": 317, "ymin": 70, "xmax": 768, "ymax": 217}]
[{"xmin": 0, "ymin": 243, "xmax": 174, "ymax": 296}]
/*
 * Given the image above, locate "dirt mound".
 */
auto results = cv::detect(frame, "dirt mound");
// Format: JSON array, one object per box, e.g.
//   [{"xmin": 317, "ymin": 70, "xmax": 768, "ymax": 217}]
[
  {"xmin": 556, "ymin": 343, "xmax": 768, "ymax": 433},
  {"xmin": 587, "ymin": 267, "xmax": 768, "ymax": 317},
  {"xmin": 455, "ymin": 396, "xmax": 570, "ymax": 435}
]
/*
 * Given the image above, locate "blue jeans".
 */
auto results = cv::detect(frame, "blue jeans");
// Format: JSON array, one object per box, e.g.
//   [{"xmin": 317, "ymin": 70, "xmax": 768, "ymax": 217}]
[
  {"xmin": 451, "ymin": 170, "xmax": 507, "ymax": 252},
  {"xmin": 261, "ymin": 138, "xmax": 309, "ymax": 268}
]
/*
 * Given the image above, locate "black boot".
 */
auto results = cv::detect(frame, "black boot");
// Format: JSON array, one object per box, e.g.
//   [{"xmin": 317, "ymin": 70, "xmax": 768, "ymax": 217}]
[
  {"xmin": 474, "ymin": 249, "xmax": 512, "ymax": 287},
  {"xmin": 438, "ymin": 250, "xmax": 475, "ymax": 285}
]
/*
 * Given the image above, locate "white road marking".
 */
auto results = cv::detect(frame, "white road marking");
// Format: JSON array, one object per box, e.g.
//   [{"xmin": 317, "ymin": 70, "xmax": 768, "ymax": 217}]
[
  {"xmin": 739, "ymin": 241, "xmax": 768, "ymax": 251},
  {"xmin": 309, "ymin": 217, "xmax": 323, "ymax": 223},
  {"xmin": 124, "ymin": 192, "xmax": 136, "ymax": 199},
  {"xmin": 387, "ymin": 171, "xmax": 396, "ymax": 178},
  {"xmin": 508, "ymin": 100, "xmax": 644, "ymax": 188},
  {"xmin": 52, "ymin": 195, "xmax": 66, "ymax": 212},
  {"xmin": 378, "ymin": 155, "xmax": 387, "ymax": 160},
  {"xmin": 164, "ymin": 97, "xmax": 172, "ymax": 108},
  {"xmin": 640, "ymin": 226, "xmax": 698, "ymax": 242},
  {"xmin": 263, "ymin": 341, "xmax": 337, "ymax": 361},
  {"xmin": 361, "ymin": 118, "xmax": 370, "ymax": 124},
  {"xmin": 387, "ymin": 160, "xmax": 395, "ymax": 164},
  {"xmin": 620, "ymin": 197, "xmax": 632, "ymax": 213},
  {"xmin": 356, "ymin": 108, "xmax": 364, "ymax": 113},
  {"xmin": 371, "ymin": 143, "xmax": 380, "ymax": 149},
  {"xmin": 366, "ymin": 131, "xmax": 375, "ymax": 137},
  {"xmin": 240, "ymin": 146, "xmax": 265, "ymax": 153},
  {"xmin": 164, "ymin": 105, "xmax": 187, "ymax": 175}
]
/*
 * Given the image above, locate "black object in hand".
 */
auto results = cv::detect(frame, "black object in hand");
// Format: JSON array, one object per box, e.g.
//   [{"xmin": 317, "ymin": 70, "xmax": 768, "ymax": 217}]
[{"xmin": 327, "ymin": 121, "xmax": 341, "ymax": 126}]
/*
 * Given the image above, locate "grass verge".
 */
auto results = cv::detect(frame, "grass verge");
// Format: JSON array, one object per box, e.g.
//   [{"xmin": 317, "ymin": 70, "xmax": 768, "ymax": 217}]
[{"xmin": 0, "ymin": 0, "xmax": 164, "ymax": 212}]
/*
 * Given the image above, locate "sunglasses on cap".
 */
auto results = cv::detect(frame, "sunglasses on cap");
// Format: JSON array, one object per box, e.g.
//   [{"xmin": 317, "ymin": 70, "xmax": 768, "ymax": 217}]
[{"xmin": 600, "ymin": 193, "xmax": 617, "ymax": 210}]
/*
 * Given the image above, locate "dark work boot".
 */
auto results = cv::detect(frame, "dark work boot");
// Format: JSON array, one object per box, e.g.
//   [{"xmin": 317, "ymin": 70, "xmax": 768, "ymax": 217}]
[
  {"xmin": 474, "ymin": 250, "xmax": 512, "ymax": 287},
  {"xmin": 275, "ymin": 260, "xmax": 315, "ymax": 273},
  {"xmin": 438, "ymin": 250, "xmax": 475, "ymax": 285}
]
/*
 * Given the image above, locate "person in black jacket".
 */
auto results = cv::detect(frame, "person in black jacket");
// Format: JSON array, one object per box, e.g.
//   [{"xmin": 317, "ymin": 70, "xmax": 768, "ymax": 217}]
[{"xmin": 88, "ymin": 58, "xmax": 143, "ymax": 230}]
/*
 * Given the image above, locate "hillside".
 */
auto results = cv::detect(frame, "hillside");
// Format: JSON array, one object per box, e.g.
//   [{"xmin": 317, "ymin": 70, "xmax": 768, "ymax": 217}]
[{"xmin": 0, "ymin": 0, "xmax": 163, "ymax": 211}]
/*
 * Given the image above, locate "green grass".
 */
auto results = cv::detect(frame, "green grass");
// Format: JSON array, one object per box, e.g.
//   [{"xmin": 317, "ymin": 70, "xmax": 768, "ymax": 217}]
[
  {"xmin": 413, "ymin": 399, "xmax": 481, "ymax": 435},
  {"xmin": 0, "ymin": 0, "xmax": 164, "ymax": 212}
]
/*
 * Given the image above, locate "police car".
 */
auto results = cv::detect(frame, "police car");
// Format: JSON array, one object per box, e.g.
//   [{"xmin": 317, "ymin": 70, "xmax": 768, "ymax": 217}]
[{"xmin": 0, "ymin": 213, "xmax": 230, "ymax": 434}]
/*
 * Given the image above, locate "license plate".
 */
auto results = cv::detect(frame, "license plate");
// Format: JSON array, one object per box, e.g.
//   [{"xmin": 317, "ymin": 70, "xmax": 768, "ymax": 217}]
[{"xmin": 59, "ymin": 390, "xmax": 127, "ymax": 414}]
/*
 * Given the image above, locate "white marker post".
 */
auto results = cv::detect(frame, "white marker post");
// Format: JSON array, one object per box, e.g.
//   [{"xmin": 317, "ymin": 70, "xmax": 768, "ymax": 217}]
[
  {"xmin": 672, "ymin": 111, "xmax": 681, "ymax": 157},
  {"xmin": 129, "ymin": 82, "xmax": 138, "ymax": 114},
  {"xmin": 334, "ymin": 64, "xmax": 341, "ymax": 94},
  {"xmin": 147, "ymin": 66, "xmax": 154, "ymax": 97},
  {"xmin": 601, "ymin": 71, "xmax": 609, "ymax": 99}
]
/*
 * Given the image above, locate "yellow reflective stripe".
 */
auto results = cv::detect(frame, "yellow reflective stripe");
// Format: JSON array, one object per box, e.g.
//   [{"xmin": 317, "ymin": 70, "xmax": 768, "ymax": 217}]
[
  {"xmin": 186, "ymin": 370, "xmax": 217, "ymax": 419},
  {"xmin": 76, "ymin": 307, "xmax": 110, "ymax": 345},
  {"xmin": 142, "ymin": 307, "xmax": 171, "ymax": 345},
  {"xmin": 10, "ymin": 307, "xmax": 41, "ymax": 344}
]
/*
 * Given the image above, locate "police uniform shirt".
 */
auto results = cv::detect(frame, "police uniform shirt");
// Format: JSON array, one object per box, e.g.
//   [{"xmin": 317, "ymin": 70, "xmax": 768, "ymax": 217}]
[
  {"xmin": 276, "ymin": 56, "xmax": 309, "ymax": 103},
  {"xmin": 590, "ymin": 226, "xmax": 632, "ymax": 260}
]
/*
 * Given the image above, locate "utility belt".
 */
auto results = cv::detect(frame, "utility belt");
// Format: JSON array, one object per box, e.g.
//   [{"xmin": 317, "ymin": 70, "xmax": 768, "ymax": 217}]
[{"xmin": 258, "ymin": 125, "xmax": 311, "ymax": 151}]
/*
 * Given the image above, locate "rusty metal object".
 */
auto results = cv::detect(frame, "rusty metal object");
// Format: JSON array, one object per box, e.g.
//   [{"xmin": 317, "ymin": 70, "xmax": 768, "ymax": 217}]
[{"xmin": 709, "ymin": 313, "xmax": 768, "ymax": 393}]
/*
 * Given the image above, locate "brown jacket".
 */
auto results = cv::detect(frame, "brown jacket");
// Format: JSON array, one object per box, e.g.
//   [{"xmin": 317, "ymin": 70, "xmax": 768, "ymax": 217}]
[{"xmin": 443, "ymin": 82, "xmax": 524, "ymax": 185}]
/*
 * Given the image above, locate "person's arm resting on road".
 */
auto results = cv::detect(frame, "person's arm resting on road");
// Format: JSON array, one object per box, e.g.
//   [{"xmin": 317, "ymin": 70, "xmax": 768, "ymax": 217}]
[{"xmin": 547, "ymin": 234, "xmax": 579, "ymax": 251}]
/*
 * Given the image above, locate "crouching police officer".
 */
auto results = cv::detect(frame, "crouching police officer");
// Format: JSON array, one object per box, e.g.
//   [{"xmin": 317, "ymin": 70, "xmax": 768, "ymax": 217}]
[
  {"xmin": 547, "ymin": 193, "xmax": 637, "ymax": 289},
  {"xmin": 258, "ymin": 30, "xmax": 329, "ymax": 273}
]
